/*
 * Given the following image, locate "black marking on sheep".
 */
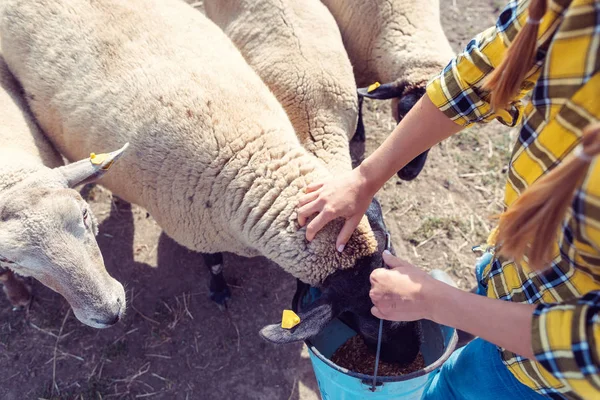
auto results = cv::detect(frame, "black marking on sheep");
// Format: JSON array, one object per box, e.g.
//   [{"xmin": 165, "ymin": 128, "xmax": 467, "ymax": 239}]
[{"xmin": 259, "ymin": 198, "xmax": 423, "ymax": 366}]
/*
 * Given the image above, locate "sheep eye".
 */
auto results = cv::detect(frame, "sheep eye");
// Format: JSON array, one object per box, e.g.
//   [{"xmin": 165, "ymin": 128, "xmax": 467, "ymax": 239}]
[{"xmin": 83, "ymin": 208, "xmax": 89, "ymax": 222}]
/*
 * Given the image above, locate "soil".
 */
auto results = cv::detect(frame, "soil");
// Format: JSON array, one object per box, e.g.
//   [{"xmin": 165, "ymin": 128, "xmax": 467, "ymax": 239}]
[
  {"xmin": 331, "ymin": 335, "xmax": 425, "ymax": 377},
  {"xmin": 0, "ymin": 1, "xmax": 509, "ymax": 399}
]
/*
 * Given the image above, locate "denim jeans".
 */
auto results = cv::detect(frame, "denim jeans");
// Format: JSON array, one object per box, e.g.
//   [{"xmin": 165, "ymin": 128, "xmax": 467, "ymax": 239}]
[
  {"xmin": 422, "ymin": 251, "xmax": 548, "ymax": 399},
  {"xmin": 422, "ymin": 338, "xmax": 547, "ymax": 399}
]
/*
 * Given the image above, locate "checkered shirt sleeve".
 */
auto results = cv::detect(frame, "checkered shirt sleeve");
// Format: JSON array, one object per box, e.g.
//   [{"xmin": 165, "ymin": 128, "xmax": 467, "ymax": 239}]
[{"xmin": 426, "ymin": 0, "xmax": 544, "ymax": 127}]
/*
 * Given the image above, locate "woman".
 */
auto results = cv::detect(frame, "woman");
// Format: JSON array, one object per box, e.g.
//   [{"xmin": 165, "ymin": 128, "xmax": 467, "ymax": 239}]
[{"xmin": 297, "ymin": 0, "xmax": 600, "ymax": 399}]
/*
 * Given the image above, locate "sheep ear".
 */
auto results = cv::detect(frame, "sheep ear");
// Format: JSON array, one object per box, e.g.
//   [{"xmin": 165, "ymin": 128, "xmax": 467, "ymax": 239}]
[
  {"xmin": 58, "ymin": 143, "xmax": 129, "ymax": 188},
  {"xmin": 259, "ymin": 291, "xmax": 339, "ymax": 344},
  {"xmin": 358, "ymin": 82, "xmax": 405, "ymax": 100}
]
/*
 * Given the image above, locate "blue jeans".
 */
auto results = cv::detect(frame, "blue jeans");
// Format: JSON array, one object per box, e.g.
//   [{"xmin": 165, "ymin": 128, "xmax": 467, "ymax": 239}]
[
  {"xmin": 422, "ymin": 252, "xmax": 548, "ymax": 399},
  {"xmin": 422, "ymin": 339, "xmax": 547, "ymax": 399}
]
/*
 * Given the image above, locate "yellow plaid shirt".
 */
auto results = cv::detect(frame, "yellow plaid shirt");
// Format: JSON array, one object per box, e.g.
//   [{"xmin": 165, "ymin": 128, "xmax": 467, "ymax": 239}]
[{"xmin": 427, "ymin": 0, "xmax": 600, "ymax": 398}]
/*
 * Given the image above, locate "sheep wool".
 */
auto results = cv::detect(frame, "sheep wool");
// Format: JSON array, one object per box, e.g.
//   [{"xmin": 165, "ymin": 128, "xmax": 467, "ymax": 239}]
[
  {"xmin": 0, "ymin": 54, "xmax": 62, "ymax": 188},
  {"xmin": 0, "ymin": 0, "xmax": 377, "ymax": 286},
  {"xmin": 204, "ymin": 0, "xmax": 357, "ymax": 175},
  {"xmin": 321, "ymin": 0, "xmax": 454, "ymax": 89}
]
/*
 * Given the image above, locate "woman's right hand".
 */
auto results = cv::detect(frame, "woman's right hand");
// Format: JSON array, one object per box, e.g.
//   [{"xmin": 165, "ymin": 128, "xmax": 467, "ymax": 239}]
[{"xmin": 297, "ymin": 167, "xmax": 376, "ymax": 252}]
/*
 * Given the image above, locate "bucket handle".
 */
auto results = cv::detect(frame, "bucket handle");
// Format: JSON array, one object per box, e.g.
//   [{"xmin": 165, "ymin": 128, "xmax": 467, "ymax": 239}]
[{"xmin": 370, "ymin": 232, "xmax": 392, "ymax": 391}]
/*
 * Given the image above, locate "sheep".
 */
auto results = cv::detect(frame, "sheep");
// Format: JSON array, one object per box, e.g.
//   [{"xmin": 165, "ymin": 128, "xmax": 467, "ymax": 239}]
[
  {"xmin": 0, "ymin": 50, "xmax": 127, "ymax": 327},
  {"xmin": 0, "ymin": 0, "xmax": 422, "ymax": 365},
  {"xmin": 321, "ymin": 0, "xmax": 455, "ymax": 181},
  {"xmin": 204, "ymin": 0, "xmax": 357, "ymax": 176},
  {"xmin": 198, "ymin": 1, "xmax": 425, "ymax": 360},
  {"xmin": 202, "ymin": 0, "xmax": 355, "ymax": 299},
  {"xmin": 203, "ymin": 0, "xmax": 420, "ymax": 181}
]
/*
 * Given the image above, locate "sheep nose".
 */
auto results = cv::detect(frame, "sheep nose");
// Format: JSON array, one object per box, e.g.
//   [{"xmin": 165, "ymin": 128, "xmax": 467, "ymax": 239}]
[
  {"xmin": 92, "ymin": 297, "xmax": 124, "ymax": 326},
  {"xmin": 92, "ymin": 313, "xmax": 120, "ymax": 326},
  {"xmin": 107, "ymin": 314, "xmax": 121, "ymax": 325}
]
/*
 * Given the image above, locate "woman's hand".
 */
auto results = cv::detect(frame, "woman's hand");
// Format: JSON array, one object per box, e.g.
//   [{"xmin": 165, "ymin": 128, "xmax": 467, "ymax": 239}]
[
  {"xmin": 370, "ymin": 251, "xmax": 537, "ymax": 359},
  {"xmin": 297, "ymin": 167, "xmax": 376, "ymax": 251},
  {"xmin": 369, "ymin": 251, "xmax": 439, "ymax": 321}
]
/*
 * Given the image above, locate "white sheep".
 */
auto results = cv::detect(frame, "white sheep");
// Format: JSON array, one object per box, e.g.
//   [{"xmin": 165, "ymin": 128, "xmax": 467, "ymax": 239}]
[
  {"xmin": 203, "ymin": 1, "xmax": 423, "ymax": 360},
  {"xmin": 204, "ymin": 0, "xmax": 357, "ymax": 175},
  {"xmin": 321, "ymin": 0, "xmax": 455, "ymax": 180},
  {"xmin": 0, "ymin": 50, "xmax": 127, "ymax": 328},
  {"xmin": 0, "ymin": 0, "xmax": 422, "ymax": 364},
  {"xmin": 202, "ymin": 0, "xmax": 356, "ymax": 302}
]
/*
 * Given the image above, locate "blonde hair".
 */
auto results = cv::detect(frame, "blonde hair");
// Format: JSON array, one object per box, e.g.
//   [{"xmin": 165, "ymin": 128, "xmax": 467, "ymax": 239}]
[
  {"xmin": 483, "ymin": 0, "xmax": 548, "ymax": 110},
  {"xmin": 496, "ymin": 124, "xmax": 600, "ymax": 269}
]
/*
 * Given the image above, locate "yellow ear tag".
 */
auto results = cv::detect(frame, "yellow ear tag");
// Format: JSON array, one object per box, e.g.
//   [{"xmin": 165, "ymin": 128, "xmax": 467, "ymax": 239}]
[
  {"xmin": 281, "ymin": 309, "xmax": 301, "ymax": 329},
  {"xmin": 367, "ymin": 81, "xmax": 381, "ymax": 93},
  {"xmin": 90, "ymin": 152, "xmax": 109, "ymax": 166}
]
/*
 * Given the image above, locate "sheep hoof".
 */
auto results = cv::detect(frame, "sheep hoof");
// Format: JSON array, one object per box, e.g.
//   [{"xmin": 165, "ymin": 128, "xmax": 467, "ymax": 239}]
[{"xmin": 209, "ymin": 286, "xmax": 231, "ymax": 307}]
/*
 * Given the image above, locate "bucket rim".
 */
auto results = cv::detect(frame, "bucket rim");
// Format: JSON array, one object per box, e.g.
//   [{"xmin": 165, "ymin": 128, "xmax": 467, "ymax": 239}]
[{"xmin": 305, "ymin": 325, "xmax": 458, "ymax": 383}]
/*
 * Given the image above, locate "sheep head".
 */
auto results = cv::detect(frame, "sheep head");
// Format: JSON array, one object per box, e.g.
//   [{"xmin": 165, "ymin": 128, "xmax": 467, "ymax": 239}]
[
  {"xmin": 358, "ymin": 81, "xmax": 430, "ymax": 181},
  {"xmin": 0, "ymin": 144, "xmax": 129, "ymax": 328},
  {"xmin": 260, "ymin": 198, "xmax": 423, "ymax": 366}
]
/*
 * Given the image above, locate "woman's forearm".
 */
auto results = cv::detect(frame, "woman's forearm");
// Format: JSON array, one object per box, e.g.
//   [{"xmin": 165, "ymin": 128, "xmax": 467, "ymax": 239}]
[
  {"xmin": 430, "ymin": 283, "xmax": 537, "ymax": 359},
  {"xmin": 358, "ymin": 95, "xmax": 463, "ymax": 193}
]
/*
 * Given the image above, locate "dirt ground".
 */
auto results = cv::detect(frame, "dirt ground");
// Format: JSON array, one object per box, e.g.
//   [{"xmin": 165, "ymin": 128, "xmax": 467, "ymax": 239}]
[{"xmin": 0, "ymin": 1, "xmax": 515, "ymax": 399}]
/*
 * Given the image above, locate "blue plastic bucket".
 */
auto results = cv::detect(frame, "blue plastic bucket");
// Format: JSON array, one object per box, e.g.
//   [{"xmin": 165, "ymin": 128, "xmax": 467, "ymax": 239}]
[{"xmin": 299, "ymin": 288, "xmax": 458, "ymax": 399}]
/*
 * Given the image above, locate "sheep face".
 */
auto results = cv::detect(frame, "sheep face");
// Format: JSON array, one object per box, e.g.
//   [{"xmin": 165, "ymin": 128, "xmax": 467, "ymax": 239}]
[
  {"xmin": 358, "ymin": 82, "xmax": 430, "ymax": 181},
  {"xmin": 0, "ymin": 145, "xmax": 128, "ymax": 328},
  {"xmin": 260, "ymin": 198, "xmax": 423, "ymax": 366}
]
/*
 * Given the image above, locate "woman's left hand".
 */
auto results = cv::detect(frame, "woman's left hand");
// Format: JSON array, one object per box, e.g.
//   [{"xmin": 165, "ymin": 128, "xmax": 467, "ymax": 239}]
[
  {"xmin": 369, "ymin": 251, "xmax": 439, "ymax": 322},
  {"xmin": 371, "ymin": 251, "xmax": 538, "ymax": 360}
]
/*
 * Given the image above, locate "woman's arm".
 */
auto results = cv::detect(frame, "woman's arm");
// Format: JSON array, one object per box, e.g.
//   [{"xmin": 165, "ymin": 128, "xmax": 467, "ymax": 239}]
[
  {"xmin": 299, "ymin": 0, "xmax": 542, "ymax": 249},
  {"xmin": 370, "ymin": 251, "xmax": 537, "ymax": 359},
  {"xmin": 431, "ymin": 282, "xmax": 536, "ymax": 359}
]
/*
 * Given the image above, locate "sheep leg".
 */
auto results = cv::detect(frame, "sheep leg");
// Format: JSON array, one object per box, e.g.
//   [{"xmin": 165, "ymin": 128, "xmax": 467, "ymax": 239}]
[
  {"xmin": 353, "ymin": 95, "xmax": 366, "ymax": 143},
  {"xmin": 202, "ymin": 252, "xmax": 231, "ymax": 306},
  {"xmin": 0, "ymin": 269, "xmax": 32, "ymax": 309}
]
